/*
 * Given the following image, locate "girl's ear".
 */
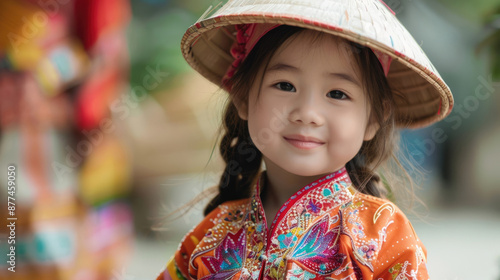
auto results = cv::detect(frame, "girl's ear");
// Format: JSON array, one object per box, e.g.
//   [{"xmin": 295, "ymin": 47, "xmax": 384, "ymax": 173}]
[
  {"xmin": 233, "ymin": 97, "xmax": 248, "ymax": 120},
  {"xmin": 363, "ymin": 120, "xmax": 380, "ymax": 141},
  {"xmin": 364, "ymin": 100, "xmax": 391, "ymax": 141}
]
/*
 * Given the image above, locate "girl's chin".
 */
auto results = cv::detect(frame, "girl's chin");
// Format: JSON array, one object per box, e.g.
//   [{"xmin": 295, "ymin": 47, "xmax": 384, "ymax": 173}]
[
  {"xmin": 262, "ymin": 156, "xmax": 342, "ymax": 178},
  {"xmin": 282, "ymin": 167, "xmax": 335, "ymax": 178}
]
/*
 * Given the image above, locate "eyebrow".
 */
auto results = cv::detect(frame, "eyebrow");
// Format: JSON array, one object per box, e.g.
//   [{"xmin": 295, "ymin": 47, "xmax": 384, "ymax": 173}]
[
  {"xmin": 329, "ymin": 72, "xmax": 361, "ymax": 87},
  {"xmin": 266, "ymin": 63, "xmax": 300, "ymax": 73},
  {"xmin": 266, "ymin": 62, "xmax": 361, "ymax": 87}
]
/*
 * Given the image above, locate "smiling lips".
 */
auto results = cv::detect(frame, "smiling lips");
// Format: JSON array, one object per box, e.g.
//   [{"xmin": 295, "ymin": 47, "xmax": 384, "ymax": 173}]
[{"xmin": 283, "ymin": 135, "xmax": 325, "ymax": 149}]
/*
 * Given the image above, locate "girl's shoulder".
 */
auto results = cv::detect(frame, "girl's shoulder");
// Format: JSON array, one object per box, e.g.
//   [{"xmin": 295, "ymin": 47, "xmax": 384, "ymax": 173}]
[
  {"xmin": 340, "ymin": 192, "xmax": 427, "ymax": 274},
  {"xmin": 179, "ymin": 196, "xmax": 252, "ymax": 248},
  {"xmin": 341, "ymin": 191, "xmax": 419, "ymax": 238},
  {"xmin": 344, "ymin": 191, "xmax": 411, "ymax": 225},
  {"xmin": 183, "ymin": 197, "xmax": 252, "ymax": 244},
  {"xmin": 169, "ymin": 197, "xmax": 252, "ymax": 279}
]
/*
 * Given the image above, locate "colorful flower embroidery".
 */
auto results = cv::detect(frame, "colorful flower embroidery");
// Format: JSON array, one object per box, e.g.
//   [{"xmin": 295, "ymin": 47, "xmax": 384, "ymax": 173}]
[
  {"xmin": 288, "ymin": 263, "xmax": 317, "ymax": 280},
  {"xmin": 288, "ymin": 215, "xmax": 346, "ymax": 275},
  {"xmin": 348, "ymin": 209, "xmax": 366, "ymax": 239},
  {"xmin": 358, "ymin": 240, "xmax": 378, "ymax": 260},
  {"xmin": 277, "ymin": 232, "xmax": 298, "ymax": 249},
  {"xmin": 223, "ymin": 209, "xmax": 244, "ymax": 222},
  {"xmin": 165, "ymin": 168, "xmax": 428, "ymax": 280},
  {"xmin": 200, "ymin": 229, "xmax": 246, "ymax": 280},
  {"xmin": 305, "ymin": 198, "xmax": 323, "ymax": 214},
  {"xmin": 322, "ymin": 188, "xmax": 332, "ymax": 197},
  {"xmin": 389, "ymin": 262, "xmax": 406, "ymax": 280}
]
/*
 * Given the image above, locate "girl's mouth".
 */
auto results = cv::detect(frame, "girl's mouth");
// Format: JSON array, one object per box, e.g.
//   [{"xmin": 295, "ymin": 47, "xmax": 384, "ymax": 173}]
[{"xmin": 283, "ymin": 135, "xmax": 325, "ymax": 149}]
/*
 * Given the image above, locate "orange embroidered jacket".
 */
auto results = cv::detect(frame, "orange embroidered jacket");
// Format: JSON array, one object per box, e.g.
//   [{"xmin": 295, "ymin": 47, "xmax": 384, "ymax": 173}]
[{"xmin": 157, "ymin": 168, "xmax": 429, "ymax": 279}]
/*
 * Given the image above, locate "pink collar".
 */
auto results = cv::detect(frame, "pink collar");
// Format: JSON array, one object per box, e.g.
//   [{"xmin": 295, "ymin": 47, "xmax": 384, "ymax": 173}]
[{"xmin": 255, "ymin": 167, "xmax": 354, "ymax": 241}]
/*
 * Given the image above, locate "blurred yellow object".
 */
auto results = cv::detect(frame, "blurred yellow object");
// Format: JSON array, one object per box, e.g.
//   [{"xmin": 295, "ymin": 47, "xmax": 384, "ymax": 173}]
[
  {"xmin": 79, "ymin": 137, "xmax": 131, "ymax": 205},
  {"xmin": 35, "ymin": 57, "xmax": 62, "ymax": 95},
  {"xmin": 36, "ymin": 39, "xmax": 90, "ymax": 96},
  {"xmin": 0, "ymin": 0, "xmax": 47, "ymax": 52},
  {"xmin": 5, "ymin": 43, "xmax": 44, "ymax": 68},
  {"xmin": 4, "ymin": 38, "xmax": 90, "ymax": 96},
  {"xmin": 0, "ymin": 1, "xmax": 89, "ymax": 97}
]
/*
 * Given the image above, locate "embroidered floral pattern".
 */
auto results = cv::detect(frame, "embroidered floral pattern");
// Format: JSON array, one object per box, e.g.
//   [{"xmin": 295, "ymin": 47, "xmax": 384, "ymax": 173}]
[
  {"xmin": 288, "ymin": 215, "xmax": 346, "ymax": 275},
  {"xmin": 305, "ymin": 198, "xmax": 323, "ymax": 214},
  {"xmin": 277, "ymin": 232, "xmax": 298, "ymax": 249},
  {"xmin": 163, "ymin": 168, "xmax": 429, "ymax": 280},
  {"xmin": 261, "ymin": 169, "xmax": 354, "ymax": 279},
  {"xmin": 388, "ymin": 261, "xmax": 410, "ymax": 280},
  {"xmin": 200, "ymin": 228, "xmax": 246, "ymax": 280},
  {"xmin": 358, "ymin": 240, "xmax": 378, "ymax": 260},
  {"xmin": 288, "ymin": 263, "xmax": 317, "ymax": 280}
]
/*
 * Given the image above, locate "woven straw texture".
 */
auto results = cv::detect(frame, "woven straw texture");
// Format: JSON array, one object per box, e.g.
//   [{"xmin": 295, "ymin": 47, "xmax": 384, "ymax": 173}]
[{"xmin": 181, "ymin": 0, "xmax": 454, "ymax": 128}]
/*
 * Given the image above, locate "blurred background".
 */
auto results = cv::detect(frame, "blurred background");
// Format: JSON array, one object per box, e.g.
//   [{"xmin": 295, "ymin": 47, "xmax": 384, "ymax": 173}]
[{"xmin": 0, "ymin": 0, "xmax": 499, "ymax": 279}]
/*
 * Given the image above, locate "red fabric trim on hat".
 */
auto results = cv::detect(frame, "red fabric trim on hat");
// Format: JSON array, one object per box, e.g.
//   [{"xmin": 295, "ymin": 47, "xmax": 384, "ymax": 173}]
[
  {"xmin": 222, "ymin": 23, "xmax": 278, "ymax": 90},
  {"xmin": 379, "ymin": 0, "xmax": 396, "ymax": 15},
  {"xmin": 222, "ymin": 23, "xmax": 394, "ymax": 90},
  {"xmin": 372, "ymin": 49, "xmax": 393, "ymax": 76}
]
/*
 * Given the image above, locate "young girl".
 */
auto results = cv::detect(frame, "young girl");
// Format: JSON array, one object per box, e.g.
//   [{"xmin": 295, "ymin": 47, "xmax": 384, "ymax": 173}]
[{"xmin": 157, "ymin": 0, "xmax": 453, "ymax": 279}]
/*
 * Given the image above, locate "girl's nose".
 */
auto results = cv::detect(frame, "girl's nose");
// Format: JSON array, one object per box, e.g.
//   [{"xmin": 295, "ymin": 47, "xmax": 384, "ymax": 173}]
[{"xmin": 288, "ymin": 92, "xmax": 325, "ymax": 126}]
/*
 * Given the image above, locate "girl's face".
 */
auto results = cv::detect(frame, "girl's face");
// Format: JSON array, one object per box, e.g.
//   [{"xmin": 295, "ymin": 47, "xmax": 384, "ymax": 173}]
[{"xmin": 236, "ymin": 30, "xmax": 379, "ymax": 178}]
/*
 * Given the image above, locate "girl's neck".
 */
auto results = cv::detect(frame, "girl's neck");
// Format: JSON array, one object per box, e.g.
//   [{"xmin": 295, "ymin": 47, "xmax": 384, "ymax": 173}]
[{"xmin": 262, "ymin": 157, "xmax": 331, "ymax": 206}]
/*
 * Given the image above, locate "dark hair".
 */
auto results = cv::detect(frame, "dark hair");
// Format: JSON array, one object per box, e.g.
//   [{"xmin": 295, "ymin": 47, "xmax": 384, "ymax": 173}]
[{"xmin": 204, "ymin": 25, "xmax": 403, "ymax": 215}]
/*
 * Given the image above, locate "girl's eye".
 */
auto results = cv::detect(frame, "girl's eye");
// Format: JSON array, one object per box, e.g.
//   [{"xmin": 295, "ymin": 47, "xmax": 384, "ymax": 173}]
[
  {"xmin": 274, "ymin": 82, "xmax": 296, "ymax": 92},
  {"xmin": 327, "ymin": 90, "xmax": 348, "ymax": 100}
]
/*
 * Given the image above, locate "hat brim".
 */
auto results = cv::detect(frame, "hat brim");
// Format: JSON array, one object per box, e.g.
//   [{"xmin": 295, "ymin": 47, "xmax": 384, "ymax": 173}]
[{"xmin": 181, "ymin": 3, "xmax": 453, "ymax": 128}]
